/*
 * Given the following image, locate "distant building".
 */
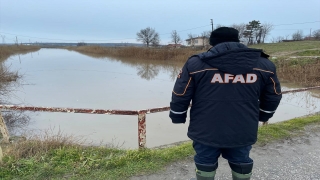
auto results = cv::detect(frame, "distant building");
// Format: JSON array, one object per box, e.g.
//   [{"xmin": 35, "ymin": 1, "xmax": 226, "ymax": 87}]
[
  {"xmin": 185, "ymin": 36, "xmax": 209, "ymax": 47},
  {"xmin": 167, "ymin": 44, "xmax": 182, "ymax": 48},
  {"xmin": 303, "ymin": 37, "xmax": 317, "ymax": 41}
]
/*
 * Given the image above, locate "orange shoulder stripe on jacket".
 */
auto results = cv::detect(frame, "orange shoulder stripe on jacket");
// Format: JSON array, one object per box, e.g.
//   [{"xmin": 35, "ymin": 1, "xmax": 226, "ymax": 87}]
[
  {"xmin": 270, "ymin": 77, "xmax": 282, "ymax": 95},
  {"xmin": 189, "ymin": 68, "xmax": 218, "ymax": 74},
  {"xmin": 172, "ymin": 77, "xmax": 192, "ymax": 96},
  {"xmin": 253, "ymin": 68, "xmax": 274, "ymax": 74}
]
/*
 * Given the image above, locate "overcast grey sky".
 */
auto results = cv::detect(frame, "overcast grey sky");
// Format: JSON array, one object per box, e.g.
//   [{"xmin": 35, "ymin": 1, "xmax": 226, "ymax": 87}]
[{"xmin": 0, "ymin": 0, "xmax": 319, "ymax": 44}]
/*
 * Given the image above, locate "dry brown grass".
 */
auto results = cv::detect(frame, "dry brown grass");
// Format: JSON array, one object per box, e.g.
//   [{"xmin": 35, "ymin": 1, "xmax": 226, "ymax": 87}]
[
  {"xmin": 3, "ymin": 127, "xmax": 85, "ymax": 160},
  {"xmin": 275, "ymin": 57, "xmax": 320, "ymax": 86},
  {"xmin": 67, "ymin": 46, "xmax": 204, "ymax": 61},
  {"xmin": 0, "ymin": 64, "xmax": 21, "ymax": 101},
  {"xmin": 0, "ymin": 45, "xmax": 40, "ymax": 62}
]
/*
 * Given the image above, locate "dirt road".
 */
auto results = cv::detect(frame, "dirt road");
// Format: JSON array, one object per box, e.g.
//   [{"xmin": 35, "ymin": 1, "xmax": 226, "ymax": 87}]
[{"xmin": 131, "ymin": 125, "xmax": 320, "ymax": 180}]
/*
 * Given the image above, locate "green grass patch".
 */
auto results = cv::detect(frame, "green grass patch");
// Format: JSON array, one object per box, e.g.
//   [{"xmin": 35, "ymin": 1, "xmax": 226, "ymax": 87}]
[
  {"xmin": 291, "ymin": 49, "xmax": 320, "ymax": 56},
  {"xmin": 249, "ymin": 41, "xmax": 320, "ymax": 55},
  {"xmin": 1, "ymin": 114, "xmax": 320, "ymax": 179},
  {"xmin": 0, "ymin": 141, "xmax": 195, "ymax": 180},
  {"xmin": 257, "ymin": 115, "xmax": 320, "ymax": 145},
  {"xmin": 276, "ymin": 57, "xmax": 319, "ymax": 66}
]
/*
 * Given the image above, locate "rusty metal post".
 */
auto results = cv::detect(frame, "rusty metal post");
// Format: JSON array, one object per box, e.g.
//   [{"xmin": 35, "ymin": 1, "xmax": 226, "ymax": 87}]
[
  {"xmin": 0, "ymin": 145, "xmax": 3, "ymax": 163},
  {"xmin": 138, "ymin": 111, "xmax": 146, "ymax": 149},
  {"xmin": 0, "ymin": 112, "xmax": 9, "ymax": 143}
]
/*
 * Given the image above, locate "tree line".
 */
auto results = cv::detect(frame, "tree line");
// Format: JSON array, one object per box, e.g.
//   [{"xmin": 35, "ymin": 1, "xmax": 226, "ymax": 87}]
[{"xmin": 136, "ymin": 20, "xmax": 320, "ymax": 47}]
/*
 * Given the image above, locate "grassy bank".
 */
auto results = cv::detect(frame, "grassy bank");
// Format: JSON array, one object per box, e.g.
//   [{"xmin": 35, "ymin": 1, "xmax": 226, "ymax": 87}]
[
  {"xmin": 0, "ymin": 45, "xmax": 41, "ymax": 62},
  {"xmin": 67, "ymin": 46, "xmax": 203, "ymax": 61},
  {"xmin": 250, "ymin": 41, "xmax": 320, "ymax": 87},
  {"xmin": 249, "ymin": 40, "xmax": 320, "ymax": 56},
  {"xmin": 68, "ymin": 41, "xmax": 320, "ymax": 61},
  {"xmin": 1, "ymin": 114, "xmax": 319, "ymax": 180},
  {"xmin": 274, "ymin": 56, "xmax": 320, "ymax": 86}
]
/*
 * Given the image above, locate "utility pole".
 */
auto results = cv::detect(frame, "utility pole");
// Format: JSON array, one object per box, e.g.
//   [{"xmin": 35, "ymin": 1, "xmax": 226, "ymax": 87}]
[
  {"xmin": 310, "ymin": 28, "xmax": 312, "ymax": 39},
  {"xmin": 210, "ymin": 19, "xmax": 213, "ymax": 31},
  {"xmin": 0, "ymin": 35, "xmax": 5, "ymax": 44},
  {"xmin": 15, "ymin": 36, "xmax": 19, "ymax": 45}
]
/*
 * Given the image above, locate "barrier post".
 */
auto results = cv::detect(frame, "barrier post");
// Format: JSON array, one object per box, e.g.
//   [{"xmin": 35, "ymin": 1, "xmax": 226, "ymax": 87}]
[
  {"xmin": 138, "ymin": 112, "xmax": 146, "ymax": 149},
  {"xmin": 0, "ymin": 112, "xmax": 10, "ymax": 143}
]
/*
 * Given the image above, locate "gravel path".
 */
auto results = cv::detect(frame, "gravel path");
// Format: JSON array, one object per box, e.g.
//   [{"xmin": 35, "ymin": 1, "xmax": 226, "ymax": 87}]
[{"xmin": 131, "ymin": 125, "xmax": 320, "ymax": 180}]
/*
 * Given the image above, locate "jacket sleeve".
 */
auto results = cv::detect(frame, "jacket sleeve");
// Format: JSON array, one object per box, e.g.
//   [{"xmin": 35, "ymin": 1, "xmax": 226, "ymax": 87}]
[
  {"xmin": 169, "ymin": 61, "xmax": 194, "ymax": 124},
  {"xmin": 259, "ymin": 70, "xmax": 282, "ymax": 122}
]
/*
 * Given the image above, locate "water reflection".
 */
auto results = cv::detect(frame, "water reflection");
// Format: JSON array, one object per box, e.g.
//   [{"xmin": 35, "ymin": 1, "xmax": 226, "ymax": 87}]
[
  {"xmin": 3, "ymin": 48, "xmax": 320, "ymax": 149},
  {"xmin": 136, "ymin": 63, "xmax": 159, "ymax": 80},
  {"xmin": 163, "ymin": 64, "xmax": 181, "ymax": 81},
  {"xmin": 76, "ymin": 51, "xmax": 183, "ymax": 81},
  {"xmin": 2, "ymin": 111, "xmax": 31, "ymax": 134},
  {"xmin": 0, "ymin": 60, "xmax": 32, "ymax": 135}
]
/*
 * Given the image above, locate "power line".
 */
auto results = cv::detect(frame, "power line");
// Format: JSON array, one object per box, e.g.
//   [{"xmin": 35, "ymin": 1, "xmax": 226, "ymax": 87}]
[
  {"xmin": 273, "ymin": 28, "xmax": 317, "ymax": 31},
  {"xmin": 274, "ymin": 21, "xmax": 320, "ymax": 26}
]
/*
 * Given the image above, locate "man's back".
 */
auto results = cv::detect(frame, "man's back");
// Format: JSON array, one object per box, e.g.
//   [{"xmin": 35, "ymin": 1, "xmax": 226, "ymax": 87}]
[
  {"xmin": 169, "ymin": 27, "xmax": 282, "ymax": 180},
  {"xmin": 170, "ymin": 42, "xmax": 282, "ymax": 147}
]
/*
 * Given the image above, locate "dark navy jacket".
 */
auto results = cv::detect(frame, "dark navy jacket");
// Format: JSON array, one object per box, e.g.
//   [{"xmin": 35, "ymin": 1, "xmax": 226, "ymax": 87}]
[{"xmin": 169, "ymin": 42, "xmax": 282, "ymax": 148}]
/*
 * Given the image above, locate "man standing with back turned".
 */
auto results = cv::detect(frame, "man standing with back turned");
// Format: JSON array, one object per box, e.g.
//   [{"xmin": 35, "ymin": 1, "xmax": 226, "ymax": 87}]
[{"xmin": 169, "ymin": 27, "xmax": 282, "ymax": 180}]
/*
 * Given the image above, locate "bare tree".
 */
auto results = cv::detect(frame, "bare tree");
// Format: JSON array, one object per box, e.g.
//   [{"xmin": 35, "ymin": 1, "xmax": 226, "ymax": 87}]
[
  {"xmin": 171, "ymin": 30, "xmax": 182, "ymax": 46},
  {"xmin": 1, "ymin": 35, "xmax": 6, "ymax": 44},
  {"xmin": 187, "ymin": 33, "xmax": 196, "ymax": 46},
  {"xmin": 313, "ymin": 29, "xmax": 320, "ymax": 40},
  {"xmin": 255, "ymin": 28, "xmax": 263, "ymax": 44},
  {"xmin": 270, "ymin": 36, "xmax": 284, "ymax": 43},
  {"xmin": 292, "ymin": 30, "xmax": 304, "ymax": 41},
  {"xmin": 270, "ymin": 37, "xmax": 277, "ymax": 43},
  {"xmin": 201, "ymin": 31, "xmax": 211, "ymax": 47},
  {"xmin": 231, "ymin": 23, "xmax": 246, "ymax": 41},
  {"xmin": 260, "ymin": 23, "xmax": 274, "ymax": 43},
  {"xmin": 215, "ymin": 24, "xmax": 224, "ymax": 29},
  {"xmin": 285, "ymin": 34, "xmax": 290, "ymax": 40},
  {"xmin": 276, "ymin": 36, "xmax": 284, "ymax": 43},
  {"xmin": 137, "ymin": 27, "xmax": 160, "ymax": 47}
]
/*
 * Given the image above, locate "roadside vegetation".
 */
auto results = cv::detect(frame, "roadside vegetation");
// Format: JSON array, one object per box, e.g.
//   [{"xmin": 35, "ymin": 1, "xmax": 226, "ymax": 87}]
[
  {"xmin": 66, "ymin": 46, "xmax": 203, "ymax": 61},
  {"xmin": 0, "ymin": 114, "xmax": 319, "ymax": 180},
  {"xmin": 250, "ymin": 41, "xmax": 320, "ymax": 86}
]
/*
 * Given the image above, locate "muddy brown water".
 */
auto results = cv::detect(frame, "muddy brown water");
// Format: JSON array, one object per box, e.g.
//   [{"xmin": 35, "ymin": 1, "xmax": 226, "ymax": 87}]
[{"xmin": 3, "ymin": 48, "xmax": 320, "ymax": 149}]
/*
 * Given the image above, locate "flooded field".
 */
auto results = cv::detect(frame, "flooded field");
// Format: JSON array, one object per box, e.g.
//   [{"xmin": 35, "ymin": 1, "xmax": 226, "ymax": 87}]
[{"xmin": 3, "ymin": 48, "xmax": 320, "ymax": 149}]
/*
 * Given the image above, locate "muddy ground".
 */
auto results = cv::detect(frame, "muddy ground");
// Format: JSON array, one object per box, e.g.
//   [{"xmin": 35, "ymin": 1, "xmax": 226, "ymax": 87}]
[{"xmin": 131, "ymin": 125, "xmax": 320, "ymax": 180}]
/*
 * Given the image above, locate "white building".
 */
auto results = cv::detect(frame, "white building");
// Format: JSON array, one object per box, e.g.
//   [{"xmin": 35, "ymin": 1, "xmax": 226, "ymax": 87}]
[{"xmin": 185, "ymin": 36, "xmax": 209, "ymax": 47}]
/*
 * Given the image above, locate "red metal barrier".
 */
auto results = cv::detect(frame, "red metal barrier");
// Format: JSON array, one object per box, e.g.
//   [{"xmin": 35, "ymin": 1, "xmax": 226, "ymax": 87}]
[
  {"xmin": 0, "ymin": 86, "xmax": 320, "ymax": 148},
  {"xmin": 282, "ymin": 86, "xmax": 320, "ymax": 94}
]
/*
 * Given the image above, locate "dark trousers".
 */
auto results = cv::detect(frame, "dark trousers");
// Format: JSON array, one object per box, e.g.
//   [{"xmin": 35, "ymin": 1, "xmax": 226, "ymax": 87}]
[{"xmin": 193, "ymin": 141, "xmax": 253, "ymax": 167}]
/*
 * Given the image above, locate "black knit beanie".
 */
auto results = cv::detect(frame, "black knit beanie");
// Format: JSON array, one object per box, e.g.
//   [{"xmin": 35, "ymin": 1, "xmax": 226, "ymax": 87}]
[{"xmin": 210, "ymin": 27, "xmax": 240, "ymax": 46}]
